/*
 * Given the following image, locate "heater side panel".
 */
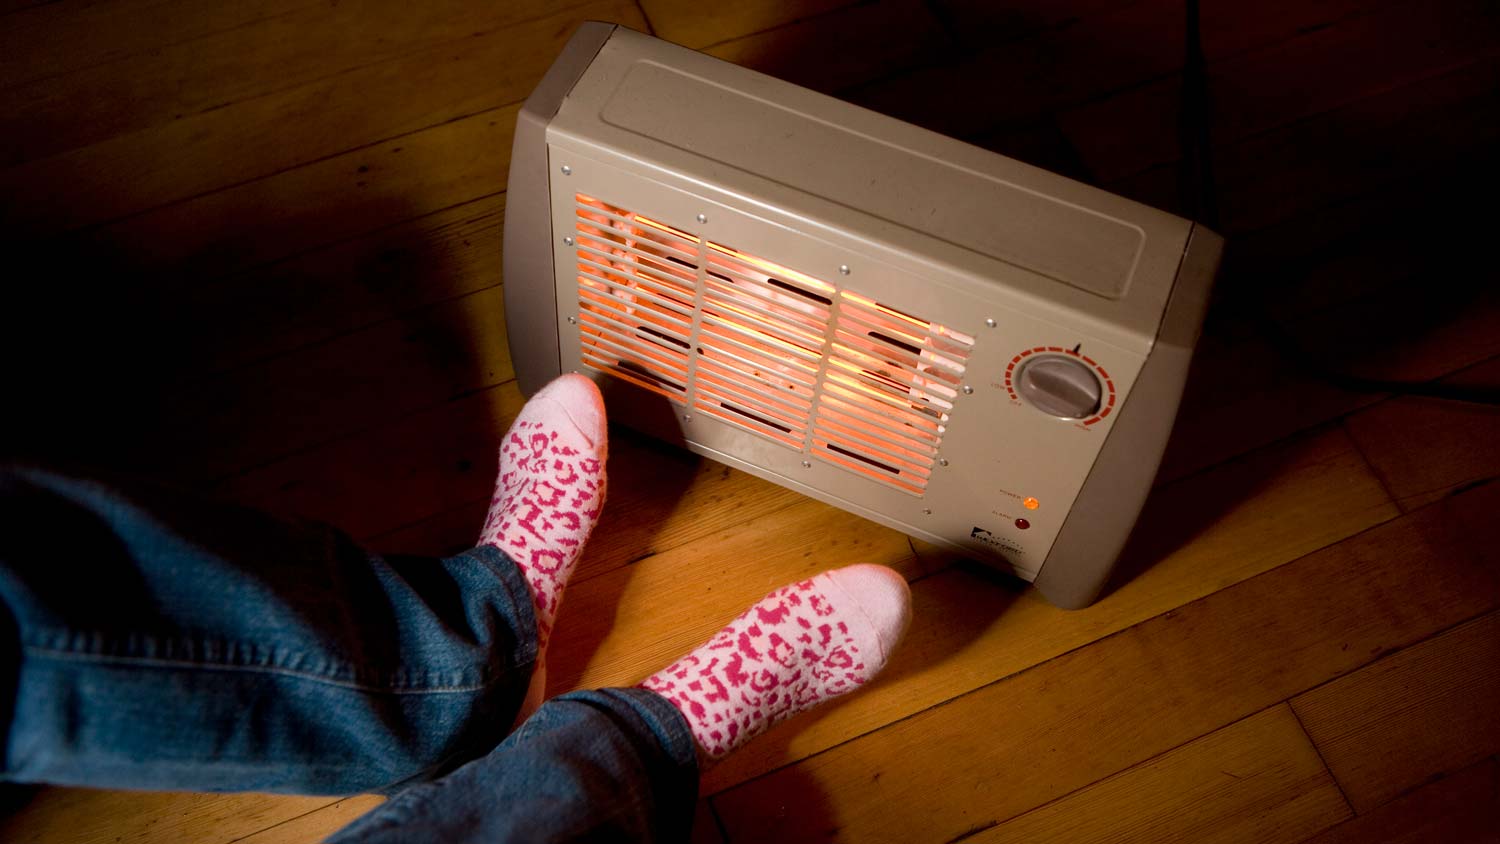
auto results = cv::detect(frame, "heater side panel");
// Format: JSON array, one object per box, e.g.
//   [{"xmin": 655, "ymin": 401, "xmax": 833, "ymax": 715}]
[
  {"xmin": 1033, "ymin": 225, "xmax": 1223, "ymax": 609},
  {"xmin": 503, "ymin": 22, "xmax": 616, "ymax": 397}
]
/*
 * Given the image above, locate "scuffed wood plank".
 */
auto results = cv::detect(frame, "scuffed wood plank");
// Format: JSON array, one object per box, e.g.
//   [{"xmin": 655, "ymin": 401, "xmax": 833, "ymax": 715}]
[
  {"xmin": 1296, "ymin": 757, "xmax": 1500, "ymax": 844},
  {"xmin": 233, "ymin": 796, "xmax": 384, "ymax": 844},
  {"xmin": 1292, "ymin": 611, "xmax": 1500, "ymax": 812},
  {"xmin": 0, "ymin": 790, "xmax": 335, "ymax": 844},
  {"xmin": 0, "ymin": 0, "xmax": 598, "ymax": 167},
  {"xmin": 1, "ymin": 2, "xmax": 643, "ymax": 234},
  {"xmin": 973, "ymin": 706, "xmax": 1349, "ymax": 844},
  {"xmin": 217, "ymin": 381, "xmax": 528, "ymax": 537},
  {"xmin": 0, "ymin": 0, "xmax": 319, "ymax": 90},
  {"xmin": 639, "ymin": 0, "xmax": 855, "ymax": 50},
  {"xmin": 704, "ymin": 0, "xmax": 952, "ymax": 95},
  {"xmin": 1343, "ymin": 357, "xmax": 1500, "ymax": 510}
]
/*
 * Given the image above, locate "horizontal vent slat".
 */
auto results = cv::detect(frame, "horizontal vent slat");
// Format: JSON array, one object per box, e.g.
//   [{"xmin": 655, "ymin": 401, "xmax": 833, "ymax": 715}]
[
  {"xmin": 696, "ymin": 387, "xmax": 808, "ymax": 436},
  {"xmin": 695, "ymin": 356, "xmax": 817, "ymax": 401},
  {"xmin": 581, "ymin": 355, "xmax": 688, "ymax": 404},
  {"xmin": 695, "ymin": 366, "xmax": 814, "ymax": 419},
  {"xmin": 575, "ymin": 242, "xmax": 699, "ymax": 283},
  {"xmin": 699, "ymin": 315, "xmax": 822, "ymax": 364},
  {"xmin": 577, "ymin": 326, "xmax": 690, "ymax": 380},
  {"xmin": 703, "ymin": 268, "xmax": 832, "ymax": 318},
  {"xmin": 694, "ymin": 401, "xmax": 805, "ymax": 448},
  {"xmin": 810, "ymin": 444, "xmax": 926, "ymax": 495},
  {"xmin": 812, "ymin": 416, "xmax": 935, "ymax": 475},
  {"xmin": 577, "ymin": 315, "xmax": 692, "ymax": 359},
  {"xmin": 573, "ymin": 228, "xmax": 700, "ymax": 271},
  {"xmin": 702, "ymin": 281, "xmax": 824, "ymax": 324},
  {"xmin": 829, "ymin": 342, "xmax": 961, "ymax": 399},
  {"xmin": 579, "ymin": 269, "xmax": 694, "ymax": 319},
  {"xmin": 697, "ymin": 328, "xmax": 820, "ymax": 380},
  {"xmin": 580, "ymin": 345, "xmax": 686, "ymax": 388},
  {"xmin": 817, "ymin": 400, "xmax": 941, "ymax": 450},
  {"xmin": 827, "ymin": 363, "xmax": 954, "ymax": 414},
  {"xmin": 578, "ymin": 297, "xmax": 694, "ymax": 344},
  {"xmin": 703, "ymin": 282, "xmax": 830, "ymax": 340},
  {"xmin": 832, "ymin": 327, "xmax": 967, "ymax": 380}
]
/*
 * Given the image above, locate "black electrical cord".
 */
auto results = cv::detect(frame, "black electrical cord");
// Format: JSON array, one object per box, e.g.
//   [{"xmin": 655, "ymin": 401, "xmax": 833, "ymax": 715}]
[
  {"xmin": 1179, "ymin": 0, "xmax": 1218, "ymax": 229},
  {"xmin": 1179, "ymin": 0, "xmax": 1500, "ymax": 406}
]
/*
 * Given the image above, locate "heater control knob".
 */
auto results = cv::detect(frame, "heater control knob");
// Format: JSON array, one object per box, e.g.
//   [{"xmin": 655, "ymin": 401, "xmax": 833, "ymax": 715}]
[{"xmin": 1017, "ymin": 356, "xmax": 1102, "ymax": 419}]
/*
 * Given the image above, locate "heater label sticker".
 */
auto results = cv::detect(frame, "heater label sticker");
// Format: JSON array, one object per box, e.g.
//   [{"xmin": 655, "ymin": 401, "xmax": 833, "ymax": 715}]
[{"xmin": 971, "ymin": 526, "xmax": 1024, "ymax": 555}]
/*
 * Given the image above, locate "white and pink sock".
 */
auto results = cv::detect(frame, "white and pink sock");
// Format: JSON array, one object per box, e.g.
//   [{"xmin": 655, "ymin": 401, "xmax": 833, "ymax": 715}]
[
  {"xmin": 479, "ymin": 374, "xmax": 607, "ymax": 659},
  {"xmin": 641, "ymin": 564, "xmax": 911, "ymax": 763}
]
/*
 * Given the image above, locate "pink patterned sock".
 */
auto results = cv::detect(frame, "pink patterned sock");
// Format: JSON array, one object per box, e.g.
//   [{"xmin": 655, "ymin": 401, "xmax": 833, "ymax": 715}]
[
  {"xmin": 640, "ymin": 564, "xmax": 911, "ymax": 763},
  {"xmin": 479, "ymin": 374, "xmax": 607, "ymax": 657}
]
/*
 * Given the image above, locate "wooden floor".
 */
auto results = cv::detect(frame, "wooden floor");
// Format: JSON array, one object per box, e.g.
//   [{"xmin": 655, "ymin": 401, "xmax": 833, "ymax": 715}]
[{"xmin": 2, "ymin": 0, "xmax": 1498, "ymax": 841}]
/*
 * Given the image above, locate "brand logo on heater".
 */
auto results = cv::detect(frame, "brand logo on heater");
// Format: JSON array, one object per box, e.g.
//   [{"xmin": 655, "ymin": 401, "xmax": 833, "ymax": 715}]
[{"xmin": 971, "ymin": 526, "xmax": 1023, "ymax": 554}]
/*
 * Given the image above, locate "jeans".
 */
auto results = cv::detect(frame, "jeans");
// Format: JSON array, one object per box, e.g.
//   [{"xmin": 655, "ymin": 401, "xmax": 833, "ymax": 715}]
[{"xmin": 0, "ymin": 467, "xmax": 699, "ymax": 842}]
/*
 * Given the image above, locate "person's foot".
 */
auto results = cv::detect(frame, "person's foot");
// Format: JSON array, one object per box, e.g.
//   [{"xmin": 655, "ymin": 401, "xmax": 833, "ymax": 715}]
[
  {"xmin": 479, "ymin": 374, "xmax": 607, "ymax": 713},
  {"xmin": 640, "ymin": 564, "xmax": 911, "ymax": 764}
]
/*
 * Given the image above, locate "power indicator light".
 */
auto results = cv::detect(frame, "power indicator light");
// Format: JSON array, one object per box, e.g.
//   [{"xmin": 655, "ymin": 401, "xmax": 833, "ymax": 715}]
[
  {"xmin": 1023, "ymin": 497, "xmax": 1040, "ymax": 510},
  {"xmin": 1015, "ymin": 518, "xmax": 1031, "ymax": 530}
]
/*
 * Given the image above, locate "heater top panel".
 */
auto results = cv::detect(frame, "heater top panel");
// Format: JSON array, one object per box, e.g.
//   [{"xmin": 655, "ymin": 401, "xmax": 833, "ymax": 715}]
[{"xmin": 546, "ymin": 26, "xmax": 1194, "ymax": 354}]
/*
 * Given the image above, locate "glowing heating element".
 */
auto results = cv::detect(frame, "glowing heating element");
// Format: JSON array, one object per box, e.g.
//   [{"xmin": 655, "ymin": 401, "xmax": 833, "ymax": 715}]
[{"xmin": 572, "ymin": 194, "xmax": 974, "ymax": 495}]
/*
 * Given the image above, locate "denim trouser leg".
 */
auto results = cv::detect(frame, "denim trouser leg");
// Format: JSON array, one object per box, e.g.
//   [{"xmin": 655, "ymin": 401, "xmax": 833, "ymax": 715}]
[
  {"xmin": 0, "ymin": 466, "xmax": 541, "ymax": 794},
  {"xmin": 328, "ymin": 688, "xmax": 700, "ymax": 843},
  {"xmin": 0, "ymin": 466, "xmax": 703, "ymax": 840}
]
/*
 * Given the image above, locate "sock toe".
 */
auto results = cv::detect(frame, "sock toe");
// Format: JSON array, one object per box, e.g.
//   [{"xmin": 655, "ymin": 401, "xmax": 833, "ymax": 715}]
[
  {"xmin": 529, "ymin": 374, "xmax": 606, "ymax": 451},
  {"xmin": 824, "ymin": 564, "xmax": 912, "ymax": 664}
]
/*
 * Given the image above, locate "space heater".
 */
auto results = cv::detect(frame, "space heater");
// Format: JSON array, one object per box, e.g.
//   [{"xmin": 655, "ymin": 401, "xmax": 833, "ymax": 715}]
[{"xmin": 504, "ymin": 23, "xmax": 1222, "ymax": 609}]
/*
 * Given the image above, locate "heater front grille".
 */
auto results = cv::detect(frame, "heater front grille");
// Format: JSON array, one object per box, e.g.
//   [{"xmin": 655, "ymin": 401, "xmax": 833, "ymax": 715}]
[{"xmin": 572, "ymin": 195, "xmax": 974, "ymax": 495}]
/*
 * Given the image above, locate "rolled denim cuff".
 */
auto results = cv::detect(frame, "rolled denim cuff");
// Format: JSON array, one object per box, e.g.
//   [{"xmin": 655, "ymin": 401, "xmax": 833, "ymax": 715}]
[{"xmin": 602, "ymin": 686, "xmax": 701, "ymax": 777}]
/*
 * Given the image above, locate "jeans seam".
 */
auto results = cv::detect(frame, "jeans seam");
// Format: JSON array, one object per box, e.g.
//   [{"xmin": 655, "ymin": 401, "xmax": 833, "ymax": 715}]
[{"xmin": 20, "ymin": 644, "xmax": 529, "ymax": 696}]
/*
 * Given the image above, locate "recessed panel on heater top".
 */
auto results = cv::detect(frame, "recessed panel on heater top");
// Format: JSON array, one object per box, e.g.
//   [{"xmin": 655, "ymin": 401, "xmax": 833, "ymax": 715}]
[{"xmin": 547, "ymin": 150, "xmax": 1147, "ymax": 579}]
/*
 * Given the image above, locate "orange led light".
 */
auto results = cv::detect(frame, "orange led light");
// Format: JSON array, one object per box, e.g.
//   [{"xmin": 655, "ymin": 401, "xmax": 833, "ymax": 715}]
[{"xmin": 1023, "ymin": 497, "xmax": 1040, "ymax": 510}]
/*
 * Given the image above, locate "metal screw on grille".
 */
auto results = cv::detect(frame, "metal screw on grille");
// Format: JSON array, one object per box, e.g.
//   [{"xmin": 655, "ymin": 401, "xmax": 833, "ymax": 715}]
[
  {"xmin": 696, "ymin": 213, "xmax": 708, "ymax": 223},
  {"xmin": 838, "ymin": 265, "xmax": 850, "ymax": 275},
  {"xmin": 560, "ymin": 165, "xmax": 572, "ymax": 175},
  {"xmin": 563, "ymin": 236, "xmax": 574, "ymax": 246},
  {"xmin": 938, "ymin": 458, "xmax": 950, "ymax": 467},
  {"xmin": 962, "ymin": 385, "xmax": 974, "ymax": 395},
  {"xmin": 985, "ymin": 318, "xmax": 997, "ymax": 328},
  {"xmin": 801, "ymin": 460, "xmax": 812, "ymax": 468}
]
